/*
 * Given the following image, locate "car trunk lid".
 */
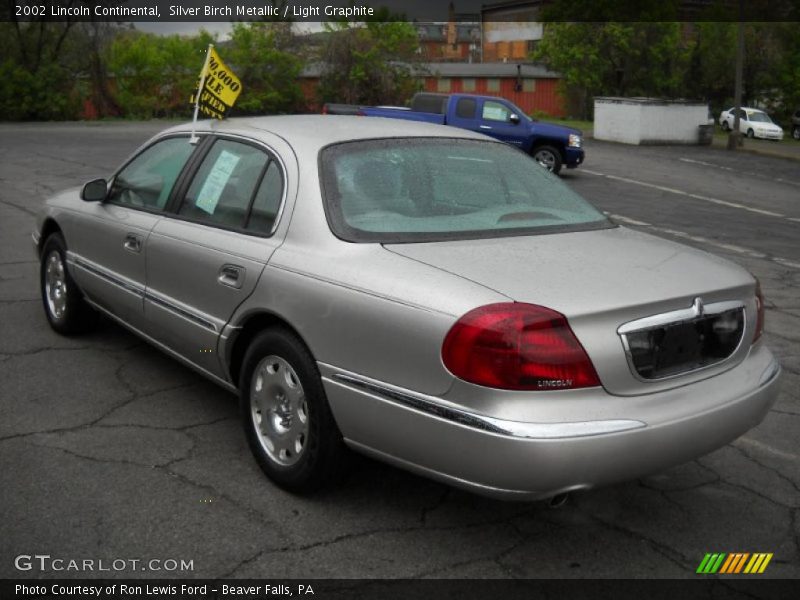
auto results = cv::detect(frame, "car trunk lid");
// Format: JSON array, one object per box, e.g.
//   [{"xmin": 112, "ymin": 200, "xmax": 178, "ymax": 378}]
[{"xmin": 384, "ymin": 226, "xmax": 756, "ymax": 396}]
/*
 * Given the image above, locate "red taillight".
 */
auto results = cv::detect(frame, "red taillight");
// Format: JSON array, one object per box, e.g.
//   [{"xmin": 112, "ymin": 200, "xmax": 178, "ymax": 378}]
[
  {"xmin": 441, "ymin": 303, "xmax": 601, "ymax": 391},
  {"xmin": 753, "ymin": 278, "xmax": 765, "ymax": 343}
]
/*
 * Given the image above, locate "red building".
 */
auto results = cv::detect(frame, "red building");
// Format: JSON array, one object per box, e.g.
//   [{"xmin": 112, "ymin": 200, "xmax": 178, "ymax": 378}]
[
  {"xmin": 299, "ymin": 61, "xmax": 565, "ymax": 117},
  {"xmin": 418, "ymin": 62, "xmax": 565, "ymax": 117}
]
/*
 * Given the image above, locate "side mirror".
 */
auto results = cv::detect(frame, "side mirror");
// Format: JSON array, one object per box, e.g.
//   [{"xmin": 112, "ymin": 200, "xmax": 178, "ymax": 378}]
[
  {"xmin": 509, "ymin": 113, "xmax": 521, "ymax": 125},
  {"xmin": 81, "ymin": 178, "xmax": 107, "ymax": 202}
]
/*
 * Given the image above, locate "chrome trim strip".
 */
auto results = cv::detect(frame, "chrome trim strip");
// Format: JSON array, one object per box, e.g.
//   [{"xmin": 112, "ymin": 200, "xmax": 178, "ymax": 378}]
[
  {"xmin": 70, "ymin": 252, "xmax": 217, "ymax": 332},
  {"xmin": 329, "ymin": 372, "xmax": 645, "ymax": 440},
  {"xmin": 71, "ymin": 255, "xmax": 145, "ymax": 298},
  {"xmin": 617, "ymin": 298, "xmax": 747, "ymax": 383},
  {"xmin": 144, "ymin": 290, "xmax": 218, "ymax": 332},
  {"xmin": 618, "ymin": 298, "xmax": 745, "ymax": 334}
]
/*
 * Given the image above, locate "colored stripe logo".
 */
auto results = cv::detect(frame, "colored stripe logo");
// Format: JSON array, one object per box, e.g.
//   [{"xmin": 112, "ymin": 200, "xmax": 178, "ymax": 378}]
[{"xmin": 696, "ymin": 553, "xmax": 773, "ymax": 574}]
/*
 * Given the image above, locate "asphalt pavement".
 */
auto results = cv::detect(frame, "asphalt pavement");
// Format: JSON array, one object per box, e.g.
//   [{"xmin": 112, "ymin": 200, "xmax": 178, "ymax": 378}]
[{"xmin": 0, "ymin": 122, "xmax": 798, "ymax": 580}]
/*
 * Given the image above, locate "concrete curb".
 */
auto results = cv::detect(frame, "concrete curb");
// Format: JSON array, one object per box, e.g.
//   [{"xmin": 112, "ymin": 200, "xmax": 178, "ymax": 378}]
[{"xmin": 585, "ymin": 130, "xmax": 800, "ymax": 164}]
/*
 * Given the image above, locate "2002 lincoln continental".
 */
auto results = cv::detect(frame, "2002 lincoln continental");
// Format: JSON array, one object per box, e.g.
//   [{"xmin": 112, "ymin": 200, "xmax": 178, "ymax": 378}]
[{"xmin": 33, "ymin": 116, "xmax": 781, "ymax": 500}]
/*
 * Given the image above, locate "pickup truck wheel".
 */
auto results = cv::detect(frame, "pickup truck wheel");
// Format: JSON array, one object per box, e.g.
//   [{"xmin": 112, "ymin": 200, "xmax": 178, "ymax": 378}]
[
  {"xmin": 532, "ymin": 146, "xmax": 563, "ymax": 175},
  {"xmin": 792, "ymin": 126, "xmax": 800, "ymax": 140},
  {"xmin": 240, "ymin": 328, "xmax": 347, "ymax": 493},
  {"xmin": 40, "ymin": 233, "xmax": 97, "ymax": 335}
]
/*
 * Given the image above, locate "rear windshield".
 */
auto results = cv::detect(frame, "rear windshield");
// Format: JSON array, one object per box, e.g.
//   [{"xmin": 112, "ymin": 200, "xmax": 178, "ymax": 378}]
[{"xmin": 319, "ymin": 138, "xmax": 611, "ymax": 243}]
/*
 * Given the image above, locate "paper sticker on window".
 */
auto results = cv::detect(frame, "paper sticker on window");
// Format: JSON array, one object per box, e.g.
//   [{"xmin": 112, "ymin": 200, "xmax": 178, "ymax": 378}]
[{"xmin": 195, "ymin": 150, "xmax": 241, "ymax": 215}]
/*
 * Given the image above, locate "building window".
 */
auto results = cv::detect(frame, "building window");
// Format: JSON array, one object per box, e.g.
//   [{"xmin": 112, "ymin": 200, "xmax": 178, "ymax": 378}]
[
  {"xmin": 486, "ymin": 78, "xmax": 500, "ymax": 92},
  {"xmin": 462, "ymin": 78, "xmax": 476, "ymax": 92},
  {"xmin": 523, "ymin": 79, "xmax": 536, "ymax": 92},
  {"xmin": 437, "ymin": 78, "xmax": 451, "ymax": 92}
]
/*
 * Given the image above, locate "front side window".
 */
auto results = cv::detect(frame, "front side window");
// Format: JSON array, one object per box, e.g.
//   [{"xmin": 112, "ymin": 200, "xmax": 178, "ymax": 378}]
[
  {"xmin": 320, "ymin": 138, "xmax": 611, "ymax": 243},
  {"xmin": 482, "ymin": 100, "xmax": 511, "ymax": 122},
  {"xmin": 178, "ymin": 139, "xmax": 269, "ymax": 229},
  {"xmin": 108, "ymin": 137, "xmax": 195, "ymax": 210}
]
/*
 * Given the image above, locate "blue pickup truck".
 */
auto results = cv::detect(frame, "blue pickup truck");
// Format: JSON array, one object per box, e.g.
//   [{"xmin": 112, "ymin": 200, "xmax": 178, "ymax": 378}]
[{"xmin": 324, "ymin": 93, "xmax": 584, "ymax": 175}]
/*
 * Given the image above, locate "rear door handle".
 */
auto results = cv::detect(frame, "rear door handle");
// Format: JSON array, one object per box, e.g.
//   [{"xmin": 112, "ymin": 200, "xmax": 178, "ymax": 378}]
[
  {"xmin": 479, "ymin": 125, "xmax": 492, "ymax": 130},
  {"xmin": 218, "ymin": 264, "xmax": 244, "ymax": 289},
  {"xmin": 123, "ymin": 233, "xmax": 142, "ymax": 253}
]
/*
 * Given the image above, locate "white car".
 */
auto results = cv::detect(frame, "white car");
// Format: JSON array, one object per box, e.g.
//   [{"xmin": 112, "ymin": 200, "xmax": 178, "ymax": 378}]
[{"xmin": 719, "ymin": 107, "xmax": 784, "ymax": 140}]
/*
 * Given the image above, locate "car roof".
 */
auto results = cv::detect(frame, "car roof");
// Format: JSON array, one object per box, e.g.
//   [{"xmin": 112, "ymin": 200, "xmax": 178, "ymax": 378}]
[{"xmin": 163, "ymin": 115, "xmax": 489, "ymax": 150}]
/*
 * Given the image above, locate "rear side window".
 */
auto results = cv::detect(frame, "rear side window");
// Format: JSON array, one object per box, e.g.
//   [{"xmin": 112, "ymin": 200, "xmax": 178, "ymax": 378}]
[
  {"xmin": 455, "ymin": 98, "xmax": 477, "ymax": 119},
  {"xmin": 246, "ymin": 161, "xmax": 283, "ymax": 234},
  {"xmin": 108, "ymin": 137, "xmax": 194, "ymax": 211},
  {"xmin": 178, "ymin": 140, "xmax": 268, "ymax": 229}
]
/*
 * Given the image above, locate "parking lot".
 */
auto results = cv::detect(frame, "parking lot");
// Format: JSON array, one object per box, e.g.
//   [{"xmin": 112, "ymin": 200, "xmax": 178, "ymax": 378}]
[{"xmin": 0, "ymin": 122, "xmax": 798, "ymax": 580}]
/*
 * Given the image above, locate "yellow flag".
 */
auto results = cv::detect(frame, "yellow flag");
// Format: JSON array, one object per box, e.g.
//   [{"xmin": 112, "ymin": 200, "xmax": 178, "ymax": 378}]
[{"xmin": 191, "ymin": 46, "xmax": 242, "ymax": 120}]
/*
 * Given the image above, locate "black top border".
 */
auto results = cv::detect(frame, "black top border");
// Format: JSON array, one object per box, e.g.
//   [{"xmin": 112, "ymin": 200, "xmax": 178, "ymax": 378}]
[{"xmin": 3, "ymin": 0, "xmax": 800, "ymax": 23}]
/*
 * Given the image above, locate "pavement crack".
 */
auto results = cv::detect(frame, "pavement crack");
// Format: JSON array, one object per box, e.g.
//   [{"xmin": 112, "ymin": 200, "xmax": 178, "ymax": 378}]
[
  {"xmin": 728, "ymin": 443, "xmax": 800, "ymax": 498},
  {"xmin": 419, "ymin": 487, "xmax": 451, "ymax": 525},
  {"xmin": 698, "ymin": 455, "xmax": 798, "ymax": 509},
  {"xmin": 1, "ymin": 345, "xmax": 91, "ymax": 357},
  {"xmin": 0, "ymin": 197, "xmax": 37, "ymax": 216},
  {"xmin": 572, "ymin": 503, "xmax": 694, "ymax": 572},
  {"xmin": 216, "ymin": 549, "xmax": 268, "ymax": 579}
]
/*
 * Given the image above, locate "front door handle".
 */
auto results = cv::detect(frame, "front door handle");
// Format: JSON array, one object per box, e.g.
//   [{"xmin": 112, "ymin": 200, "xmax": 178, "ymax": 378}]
[
  {"xmin": 479, "ymin": 125, "xmax": 492, "ymax": 130},
  {"xmin": 218, "ymin": 264, "xmax": 244, "ymax": 289},
  {"xmin": 123, "ymin": 233, "xmax": 142, "ymax": 253}
]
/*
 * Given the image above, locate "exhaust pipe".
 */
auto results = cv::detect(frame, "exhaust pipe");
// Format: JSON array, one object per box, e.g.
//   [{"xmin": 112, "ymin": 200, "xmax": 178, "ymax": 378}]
[{"xmin": 547, "ymin": 492, "xmax": 569, "ymax": 508}]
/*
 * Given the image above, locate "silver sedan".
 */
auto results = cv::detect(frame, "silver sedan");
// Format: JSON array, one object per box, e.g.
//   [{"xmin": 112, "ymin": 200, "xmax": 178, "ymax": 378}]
[{"xmin": 33, "ymin": 116, "xmax": 781, "ymax": 500}]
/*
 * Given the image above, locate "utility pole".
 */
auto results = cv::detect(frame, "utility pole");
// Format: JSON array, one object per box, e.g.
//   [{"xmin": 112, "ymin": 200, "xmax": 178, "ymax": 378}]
[{"xmin": 727, "ymin": 4, "xmax": 744, "ymax": 150}]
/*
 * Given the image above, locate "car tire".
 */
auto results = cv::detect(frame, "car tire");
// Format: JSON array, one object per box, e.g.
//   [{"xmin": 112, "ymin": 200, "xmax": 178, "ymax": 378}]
[
  {"xmin": 40, "ymin": 233, "xmax": 97, "ymax": 335},
  {"xmin": 532, "ymin": 145, "xmax": 563, "ymax": 175},
  {"xmin": 239, "ymin": 328, "xmax": 347, "ymax": 493},
  {"xmin": 747, "ymin": 129, "xmax": 755, "ymax": 139},
  {"xmin": 721, "ymin": 121, "xmax": 730, "ymax": 131},
  {"xmin": 792, "ymin": 126, "xmax": 800, "ymax": 140}
]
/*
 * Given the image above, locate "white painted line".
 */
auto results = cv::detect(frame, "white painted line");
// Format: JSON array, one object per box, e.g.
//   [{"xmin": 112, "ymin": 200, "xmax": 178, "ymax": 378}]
[
  {"xmin": 584, "ymin": 168, "xmax": 794, "ymax": 220},
  {"xmin": 606, "ymin": 214, "xmax": 795, "ymax": 266},
  {"xmin": 737, "ymin": 437, "xmax": 799, "ymax": 462},
  {"xmin": 773, "ymin": 257, "xmax": 800, "ymax": 269},
  {"xmin": 680, "ymin": 156, "xmax": 800, "ymax": 188},
  {"xmin": 609, "ymin": 214, "xmax": 651, "ymax": 227},
  {"xmin": 679, "ymin": 157, "xmax": 734, "ymax": 171}
]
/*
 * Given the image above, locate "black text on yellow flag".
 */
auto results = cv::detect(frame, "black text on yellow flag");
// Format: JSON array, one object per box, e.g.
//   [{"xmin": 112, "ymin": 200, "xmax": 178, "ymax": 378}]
[{"xmin": 191, "ymin": 46, "xmax": 242, "ymax": 120}]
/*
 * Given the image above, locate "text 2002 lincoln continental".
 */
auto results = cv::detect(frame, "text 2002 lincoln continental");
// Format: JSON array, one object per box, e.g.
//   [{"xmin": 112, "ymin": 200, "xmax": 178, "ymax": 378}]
[{"xmin": 34, "ymin": 116, "xmax": 781, "ymax": 500}]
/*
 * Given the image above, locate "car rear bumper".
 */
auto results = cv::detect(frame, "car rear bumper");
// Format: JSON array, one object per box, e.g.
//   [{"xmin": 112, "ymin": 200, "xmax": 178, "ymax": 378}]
[{"xmin": 321, "ymin": 346, "xmax": 781, "ymax": 500}]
